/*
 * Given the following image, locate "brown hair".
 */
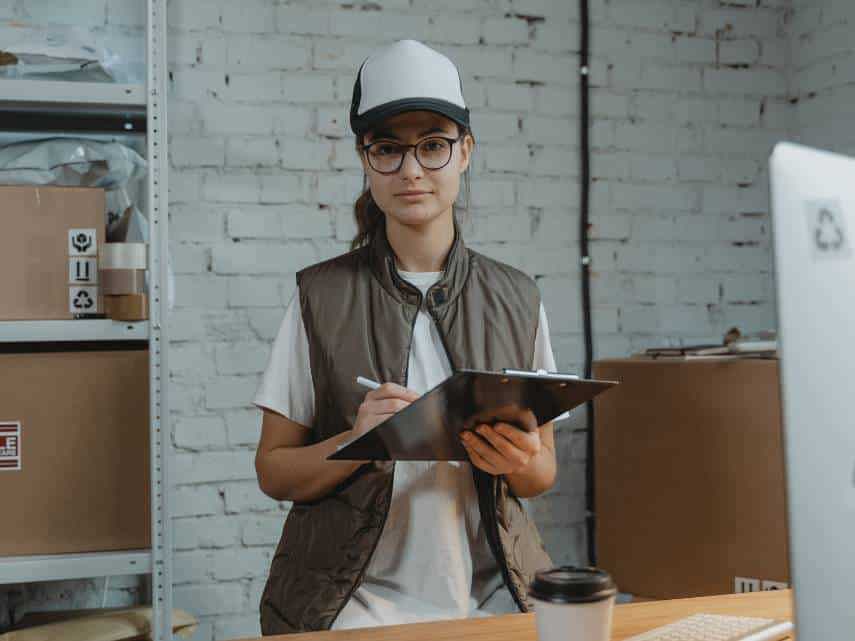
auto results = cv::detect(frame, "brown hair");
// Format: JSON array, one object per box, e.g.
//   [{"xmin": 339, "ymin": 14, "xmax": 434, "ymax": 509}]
[{"xmin": 350, "ymin": 124, "xmax": 474, "ymax": 250}]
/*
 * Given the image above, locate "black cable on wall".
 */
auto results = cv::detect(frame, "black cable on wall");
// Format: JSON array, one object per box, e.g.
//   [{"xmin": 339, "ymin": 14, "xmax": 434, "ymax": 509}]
[{"xmin": 578, "ymin": 0, "xmax": 597, "ymax": 566}]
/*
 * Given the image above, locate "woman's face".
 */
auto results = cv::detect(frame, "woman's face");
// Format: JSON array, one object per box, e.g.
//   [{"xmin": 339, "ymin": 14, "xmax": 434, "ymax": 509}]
[{"xmin": 360, "ymin": 110, "xmax": 473, "ymax": 230}]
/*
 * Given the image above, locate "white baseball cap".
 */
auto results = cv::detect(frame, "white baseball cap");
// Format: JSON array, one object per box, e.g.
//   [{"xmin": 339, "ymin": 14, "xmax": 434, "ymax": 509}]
[{"xmin": 349, "ymin": 39, "xmax": 470, "ymax": 137}]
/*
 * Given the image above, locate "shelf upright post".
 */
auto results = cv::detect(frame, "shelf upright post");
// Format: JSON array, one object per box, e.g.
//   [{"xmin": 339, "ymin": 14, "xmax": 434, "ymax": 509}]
[{"xmin": 147, "ymin": 0, "xmax": 172, "ymax": 638}]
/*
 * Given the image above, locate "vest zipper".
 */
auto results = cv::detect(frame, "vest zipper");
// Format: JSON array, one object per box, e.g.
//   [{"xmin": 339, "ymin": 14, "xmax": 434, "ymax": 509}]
[
  {"xmin": 330, "ymin": 292, "xmax": 422, "ymax": 629},
  {"xmin": 426, "ymin": 302, "xmax": 528, "ymax": 613},
  {"xmin": 483, "ymin": 478, "xmax": 527, "ymax": 611}
]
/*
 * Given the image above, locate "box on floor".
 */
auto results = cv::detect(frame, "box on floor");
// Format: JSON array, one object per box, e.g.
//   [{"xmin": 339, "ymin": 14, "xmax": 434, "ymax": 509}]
[{"xmin": 593, "ymin": 357, "xmax": 789, "ymax": 599}]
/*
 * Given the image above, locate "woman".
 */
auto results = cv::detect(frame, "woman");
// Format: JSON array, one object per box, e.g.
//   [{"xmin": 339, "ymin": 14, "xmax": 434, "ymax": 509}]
[{"xmin": 253, "ymin": 39, "xmax": 563, "ymax": 635}]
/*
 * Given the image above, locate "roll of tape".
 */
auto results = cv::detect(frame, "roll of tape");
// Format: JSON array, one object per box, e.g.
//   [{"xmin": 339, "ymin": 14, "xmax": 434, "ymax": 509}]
[
  {"xmin": 105, "ymin": 294, "xmax": 148, "ymax": 321},
  {"xmin": 101, "ymin": 269, "xmax": 146, "ymax": 295},
  {"xmin": 100, "ymin": 243, "xmax": 147, "ymax": 270}
]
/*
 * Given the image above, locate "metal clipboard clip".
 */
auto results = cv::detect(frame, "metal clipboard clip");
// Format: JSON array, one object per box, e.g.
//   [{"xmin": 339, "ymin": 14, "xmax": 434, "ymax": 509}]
[{"xmin": 501, "ymin": 368, "xmax": 580, "ymax": 380}]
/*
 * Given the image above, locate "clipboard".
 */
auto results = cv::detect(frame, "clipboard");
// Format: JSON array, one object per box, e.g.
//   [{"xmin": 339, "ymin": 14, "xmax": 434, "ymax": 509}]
[{"xmin": 327, "ymin": 368, "xmax": 618, "ymax": 461}]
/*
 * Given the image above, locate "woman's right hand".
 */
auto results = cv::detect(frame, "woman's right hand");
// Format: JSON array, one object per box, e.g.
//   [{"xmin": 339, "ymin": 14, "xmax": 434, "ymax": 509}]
[{"xmin": 352, "ymin": 383, "xmax": 420, "ymax": 438}]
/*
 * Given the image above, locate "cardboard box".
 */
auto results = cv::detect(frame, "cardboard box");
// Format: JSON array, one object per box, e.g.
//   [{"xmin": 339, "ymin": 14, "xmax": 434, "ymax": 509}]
[
  {"xmin": 593, "ymin": 357, "xmax": 789, "ymax": 599},
  {"xmin": 1, "ymin": 185, "xmax": 105, "ymax": 320},
  {"xmin": 0, "ymin": 346, "xmax": 150, "ymax": 555}
]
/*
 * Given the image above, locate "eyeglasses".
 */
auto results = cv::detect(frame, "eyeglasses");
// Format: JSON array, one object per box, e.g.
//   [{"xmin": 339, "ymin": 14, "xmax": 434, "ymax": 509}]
[{"xmin": 360, "ymin": 134, "xmax": 464, "ymax": 174}]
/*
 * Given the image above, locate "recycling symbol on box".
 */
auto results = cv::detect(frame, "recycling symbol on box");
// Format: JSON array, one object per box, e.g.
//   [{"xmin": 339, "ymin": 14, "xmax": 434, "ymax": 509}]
[
  {"xmin": 73, "ymin": 290, "xmax": 95, "ymax": 310},
  {"xmin": 808, "ymin": 200, "xmax": 850, "ymax": 259},
  {"xmin": 69, "ymin": 286, "xmax": 99, "ymax": 314}
]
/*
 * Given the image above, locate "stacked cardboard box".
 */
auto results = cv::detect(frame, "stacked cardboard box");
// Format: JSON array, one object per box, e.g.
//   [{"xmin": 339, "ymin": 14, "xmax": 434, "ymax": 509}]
[{"xmin": 0, "ymin": 184, "xmax": 150, "ymax": 555}]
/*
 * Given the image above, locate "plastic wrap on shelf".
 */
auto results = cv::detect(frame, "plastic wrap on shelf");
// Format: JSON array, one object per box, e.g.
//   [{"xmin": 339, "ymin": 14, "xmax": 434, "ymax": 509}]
[
  {"xmin": 0, "ymin": 24, "xmax": 144, "ymax": 84},
  {"xmin": 0, "ymin": 138, "xmax": 146, "ymax": 188}
]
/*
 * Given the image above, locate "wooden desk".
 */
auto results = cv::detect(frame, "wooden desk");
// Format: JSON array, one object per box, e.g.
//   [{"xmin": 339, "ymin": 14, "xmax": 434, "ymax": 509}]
[{"xmin": 237, "ymin": 590, "xmax": 794, "ymax": 641}]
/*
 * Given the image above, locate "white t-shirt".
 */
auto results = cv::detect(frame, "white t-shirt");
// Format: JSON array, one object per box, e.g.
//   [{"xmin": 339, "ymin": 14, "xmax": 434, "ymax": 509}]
[{"xmin": 254, "ymin": 270, "xmax": 564, "ymax": 630}]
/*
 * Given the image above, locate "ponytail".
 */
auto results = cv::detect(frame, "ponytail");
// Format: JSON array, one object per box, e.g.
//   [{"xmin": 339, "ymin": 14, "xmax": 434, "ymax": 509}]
[{"xmin": 351, "ymin": 179, "xmax": 384, "ymax": 250}]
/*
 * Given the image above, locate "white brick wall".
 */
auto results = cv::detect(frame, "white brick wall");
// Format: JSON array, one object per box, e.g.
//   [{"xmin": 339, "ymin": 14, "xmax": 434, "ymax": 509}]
[
  {"xmin": 790, "ymin": 0, "xmax": 855, "ymax": 154},
  {"xmin": 0, "ymin": 0, "xmax": 819, "ymax": 637}
]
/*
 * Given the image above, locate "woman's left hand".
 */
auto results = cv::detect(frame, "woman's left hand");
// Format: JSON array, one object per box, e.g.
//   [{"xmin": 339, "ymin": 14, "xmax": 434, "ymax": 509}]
[{"xmin": 461, "ymin": 422, "xmax": 542, "ymax": 476}]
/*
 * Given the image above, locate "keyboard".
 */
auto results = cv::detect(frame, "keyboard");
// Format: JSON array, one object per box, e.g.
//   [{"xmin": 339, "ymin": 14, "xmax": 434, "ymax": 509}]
[{"xmin": 625, "ymin": 613, "xmax": 794, "ymax": 641}]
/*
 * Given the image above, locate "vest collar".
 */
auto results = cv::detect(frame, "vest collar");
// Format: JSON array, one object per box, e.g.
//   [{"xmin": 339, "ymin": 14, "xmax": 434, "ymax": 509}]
[{"xmin": 368, "ymin": 215, "xmax": 470, "ymax": 312}]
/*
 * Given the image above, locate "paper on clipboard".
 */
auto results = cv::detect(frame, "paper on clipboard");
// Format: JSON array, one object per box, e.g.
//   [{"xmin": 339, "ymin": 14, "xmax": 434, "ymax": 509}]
[{"xmin": 328, "ymin": 368, "xmax": 618, "ymax": 462}]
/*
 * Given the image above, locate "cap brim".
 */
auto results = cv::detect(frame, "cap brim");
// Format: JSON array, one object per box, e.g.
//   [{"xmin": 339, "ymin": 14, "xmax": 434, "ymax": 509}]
[{"xmin": 351, "ymin": 98, "xmax": 469, "ymax": 136}]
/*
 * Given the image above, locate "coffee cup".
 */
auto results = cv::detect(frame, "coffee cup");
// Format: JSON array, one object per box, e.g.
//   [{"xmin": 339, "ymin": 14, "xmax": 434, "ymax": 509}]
[{"xmin": 528, "ymin": 566, "xmax": 617, "ymax": 641}]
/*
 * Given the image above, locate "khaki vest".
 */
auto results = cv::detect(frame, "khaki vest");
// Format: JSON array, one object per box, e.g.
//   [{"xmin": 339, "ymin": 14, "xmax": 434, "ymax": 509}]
[{"xmin": 260, "ymin": 221, "xmax": 553, "ymax": 634}]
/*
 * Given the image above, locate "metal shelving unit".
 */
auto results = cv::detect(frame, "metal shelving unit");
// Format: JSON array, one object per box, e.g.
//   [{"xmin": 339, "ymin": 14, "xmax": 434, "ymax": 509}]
[
  {"xmin": 0, "ymin": 551, "xmax": 152, "ymax": 584},
  {"xmin": 0, "ymin": 2, "xmax": 171, "ymax": 639},
  {"xmin": 0, "ymin": 79, "xmax": 146, "ymax": 105},
  {"xmin": 0, "ymin": 320, "xmax": 149, "ymax": 342},
  {"xmin": 0, "ymin": 81, "xmax": 147, "ymax": 133}
]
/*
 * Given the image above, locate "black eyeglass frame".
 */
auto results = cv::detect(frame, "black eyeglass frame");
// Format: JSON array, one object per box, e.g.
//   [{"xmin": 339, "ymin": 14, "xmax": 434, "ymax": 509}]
[{"xmin": 359, "ymin": 133, "xmax": 466, "ymax": 174}]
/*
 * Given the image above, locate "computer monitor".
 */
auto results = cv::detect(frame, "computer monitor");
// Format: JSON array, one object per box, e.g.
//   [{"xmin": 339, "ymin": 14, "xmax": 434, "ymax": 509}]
[{"xmin": 769, "ymin": 142, "xmax": 855, "ymax": 640}]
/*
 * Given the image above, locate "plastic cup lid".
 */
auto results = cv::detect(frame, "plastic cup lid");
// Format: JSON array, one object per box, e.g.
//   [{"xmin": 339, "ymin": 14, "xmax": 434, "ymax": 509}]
[{"xmin": 528, "ymin": 566, "xmax": 617, "ymax": 604}]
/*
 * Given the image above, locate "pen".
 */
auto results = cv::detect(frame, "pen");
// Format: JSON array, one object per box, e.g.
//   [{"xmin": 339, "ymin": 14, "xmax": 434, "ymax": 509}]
[{"xmin": 356, "ymin": 376, "xmax": 381, "ymax": 390}]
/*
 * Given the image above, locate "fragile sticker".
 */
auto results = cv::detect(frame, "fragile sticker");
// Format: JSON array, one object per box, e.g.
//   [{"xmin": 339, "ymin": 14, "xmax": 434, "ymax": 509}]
[
  {"xmin": 68, "ymin": 228, "xmax": 97, "ymax": 256},
  {"xmin": 0, "ymin": 422, "xmax": 21, "ymax": 471}
]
